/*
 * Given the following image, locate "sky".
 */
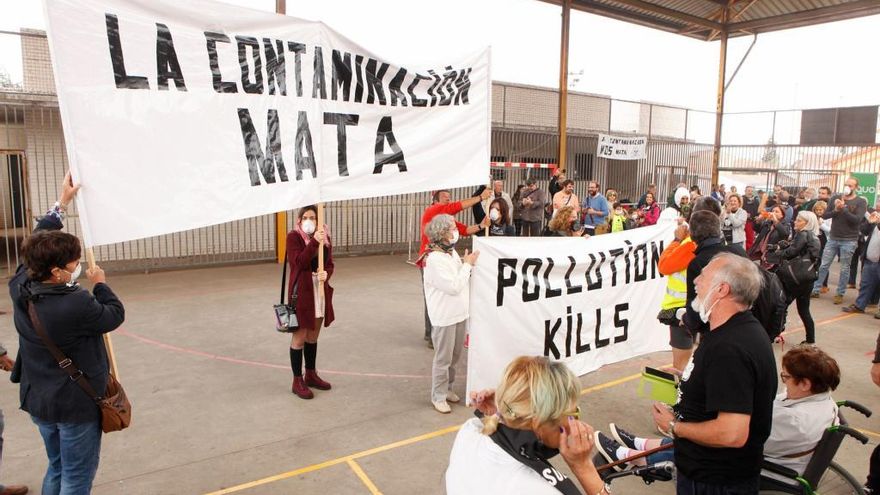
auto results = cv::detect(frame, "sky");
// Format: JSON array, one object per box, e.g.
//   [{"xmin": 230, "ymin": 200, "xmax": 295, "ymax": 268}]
[{"xmin": 1, "ymin": 0, "xmax": 879, "ymax": 116}]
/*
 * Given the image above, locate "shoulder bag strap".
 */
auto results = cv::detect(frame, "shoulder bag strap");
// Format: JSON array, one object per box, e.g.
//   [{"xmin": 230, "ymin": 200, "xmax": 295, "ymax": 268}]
[
  {"xmin": 281, "ymin": 245, "xmax": 300, "ymax": 306},
  {"xmin": 280, "ymin": 249, "xmax": 288, "ymax": 305},
  {"xmin": 26, "ymin": 300, "xmax": 103, "ymax": 401}
]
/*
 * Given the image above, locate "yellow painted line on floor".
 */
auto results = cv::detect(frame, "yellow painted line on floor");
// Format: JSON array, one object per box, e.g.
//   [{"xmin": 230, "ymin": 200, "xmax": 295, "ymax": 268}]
[
  {"xmin": 347, "ymin": 459, "xmax": 383, "ymax": 495},
  {"xmin": 204, "ymin": 426, "xmax": 461, "ymax": 494},
  {"xmin": 857, "ymin": 428, "xmax": 880, "ymax": 439},
  {"xmin": 580, "ymin": 372, "xmax": 643, "ymax": 395},
  {"xmin": 205, "ymin": 370, "xmax": 644, "ymax": 494}
]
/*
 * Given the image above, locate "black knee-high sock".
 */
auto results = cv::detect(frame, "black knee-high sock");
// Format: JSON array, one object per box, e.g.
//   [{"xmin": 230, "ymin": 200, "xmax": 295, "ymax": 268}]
[
  {"xmin": 290, "ymin": 347, "xmax": 303, "ymax": 377},
  {"xmin": 304, "ymin": 342, "xmax": 317, "ymax": 370}
]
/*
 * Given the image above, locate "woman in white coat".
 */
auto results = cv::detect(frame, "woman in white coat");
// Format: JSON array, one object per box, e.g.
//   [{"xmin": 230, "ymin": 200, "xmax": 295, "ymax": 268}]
[{"xmin": 421, "ymin": 214, "xmax": 479, "ymax": 414}]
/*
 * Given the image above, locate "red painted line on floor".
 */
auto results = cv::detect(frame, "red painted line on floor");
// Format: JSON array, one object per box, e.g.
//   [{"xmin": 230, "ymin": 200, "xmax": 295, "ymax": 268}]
[{"xmin": 116, "ymin": 328, "xmax": 429, "ymax": 379}]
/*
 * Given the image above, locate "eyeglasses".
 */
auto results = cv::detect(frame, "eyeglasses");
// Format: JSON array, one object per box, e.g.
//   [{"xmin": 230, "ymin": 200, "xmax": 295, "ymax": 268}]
[
  {"xmin": 562, "ymin": 406, "xmax": 581, "ymax": 420},
  {"xmin": 780, "ymin": 372, "xmax": 793, "ymax": 382}
]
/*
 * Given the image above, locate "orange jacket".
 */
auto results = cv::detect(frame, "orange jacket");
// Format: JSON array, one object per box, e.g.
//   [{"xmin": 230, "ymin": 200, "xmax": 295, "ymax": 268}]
[{"xmin": 658, "ymin": 237, "xmax": 696, "ymax": 276}]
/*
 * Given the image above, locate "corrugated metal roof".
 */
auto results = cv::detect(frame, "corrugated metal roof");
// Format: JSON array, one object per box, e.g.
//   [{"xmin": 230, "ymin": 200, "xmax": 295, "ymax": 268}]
[{"xmin": 540, "ymin": 0, "xmax": 880, "ymax": 41}]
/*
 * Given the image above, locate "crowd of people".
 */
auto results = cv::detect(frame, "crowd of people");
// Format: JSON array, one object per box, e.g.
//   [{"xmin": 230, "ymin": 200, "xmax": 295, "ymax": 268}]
[
  {"xmin": 1, "ymin": 171, "xmax": 878, "ymax": 495},
  {"xmin": 426, "ymin": 173, "xmax": 879, "ymax": 494}
]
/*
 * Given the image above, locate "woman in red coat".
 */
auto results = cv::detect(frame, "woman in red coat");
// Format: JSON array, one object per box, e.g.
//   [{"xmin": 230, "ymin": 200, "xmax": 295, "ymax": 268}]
[{"xmin": 286, "ymin": 205, "xmax": 335, "ymax": 399}]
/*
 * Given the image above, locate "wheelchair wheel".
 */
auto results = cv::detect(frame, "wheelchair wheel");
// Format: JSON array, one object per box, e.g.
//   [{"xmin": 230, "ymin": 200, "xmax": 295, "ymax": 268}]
[{"xmin": 815, "ymin": 461, "xmax": 865, "ymax": 495}]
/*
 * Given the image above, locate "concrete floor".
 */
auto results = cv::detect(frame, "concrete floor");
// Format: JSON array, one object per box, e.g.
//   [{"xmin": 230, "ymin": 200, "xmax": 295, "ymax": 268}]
[{"xmin": 0, "ymin": 254, "xmax": 877, "ymax": 495}]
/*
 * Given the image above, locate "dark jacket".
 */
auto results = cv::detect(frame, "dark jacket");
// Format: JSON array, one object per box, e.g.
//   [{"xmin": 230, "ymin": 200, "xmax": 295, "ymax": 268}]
[
  {"xmin": 683, "ymin": 237, "xmax": 748, "ymax": 333},
  {"xmin": 9, "ymin": 216, "xmax": 125, "ymax": 424},
  {"xmin": 752, "ymin": 221, "xmax": 791, "ymax": 253},
  {"xmin": 823, "ymin": 194, "xmax": 867, "ymax": 241},
  {"xmin": 777, "ymin": 229, "xmax": 821, "ymax": 263},
  {"xmin": 286, "ymin": 230, "xmax": 335, "ymax": 328}
]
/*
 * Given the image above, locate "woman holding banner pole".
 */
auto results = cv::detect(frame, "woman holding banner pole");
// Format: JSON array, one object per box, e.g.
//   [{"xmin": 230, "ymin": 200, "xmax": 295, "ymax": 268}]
[
  {"xmin": 286, "ymin": 205, "xmax": 334, "ymax": 400},
  {"xmin": 9, "ymin": 172, "xmax": 125, "ymax": 495}
]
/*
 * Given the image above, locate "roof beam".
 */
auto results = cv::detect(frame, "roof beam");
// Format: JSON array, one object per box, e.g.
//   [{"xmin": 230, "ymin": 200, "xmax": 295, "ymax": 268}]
[
  {"xmin": 730, "ymin": 0, "xmax": 880, "ymax": 32},
  {"xmin": 589, "ymin": 0, "xmax": 723, "ymax": 30},
  {"xmin": 566, "ymin": 1, "xmax": 697, "ymax": 34}
]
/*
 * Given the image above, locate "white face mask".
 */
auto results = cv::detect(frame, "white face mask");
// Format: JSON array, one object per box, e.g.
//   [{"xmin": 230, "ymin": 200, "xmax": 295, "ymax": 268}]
[
  {"xmin": 450, "ymin": 230, "xmax": 460, "ymax": 244},
  {"xmin": 301, "ymin": 219, "xmax": 316, "ymax": 235},
  {"xmin": 615, "ymin": 209, "xmax": 623, "ymax": 216},
  {"xmin": 690, "ymin": 284, "xmax": 721, "ymax": 323},
  {"xmin": 64, "ymin": 263, "xmax": 82, "ymax": 287},
  {"xmin": 489, "ymin": 209, "xmax": 501, "ymax": 222},
  {"xmin": 843, "ymin": 186, "xmax": 853, "ymax": 196}
]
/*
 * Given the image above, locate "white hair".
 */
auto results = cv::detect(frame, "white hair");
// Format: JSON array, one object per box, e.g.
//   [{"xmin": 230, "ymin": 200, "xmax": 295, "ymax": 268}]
[
  {"xmin": 797, "ymin": 211, "xmax": 820, "ymax": 236},
  {"xmin": 425, "ymin": 214, "xmax": 455, "ymax": 243}
]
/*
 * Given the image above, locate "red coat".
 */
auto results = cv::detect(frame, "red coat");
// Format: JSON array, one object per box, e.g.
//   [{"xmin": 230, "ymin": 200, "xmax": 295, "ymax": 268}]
[{"xmin": 286, "ymin": 230, "xmax": 335, "ymax": 328}]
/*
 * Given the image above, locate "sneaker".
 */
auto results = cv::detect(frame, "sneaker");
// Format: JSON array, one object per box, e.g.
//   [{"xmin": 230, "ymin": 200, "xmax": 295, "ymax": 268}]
[
  {"xmin": 820, "ymin": 286, "xmax": 829, "ymax": 294},
  {"xmin": 594, "ymin": 432, "xmax": 625, "ymax": 471},
  {"xmin": 432, "ymin": 400, "xmax": 451, "ymax": 414},
  {"xmin": 842, "ymin": 304, "xmax": 865, "ymax": 314},
  {"xmin": 810, "ymin": 292, "xmax": 820, "ymax": 299},
  {"xmin": 833, "ymin": 295, "xmax": 844, "ymax": 305},
  {"xmin": 427, "ymin": 340, "xmax": 434, "ymax": 350},
  {"xmin": 0, "ymin": 485, "xmax": 29, "ymax": 495},
  {"xmin": 874, "ymin": 312, "xmax": 880, "ymax": 320},
  {"xmin": 609, "ymin": 423, "xmax": 638, "ymax": 450},
  {"xmin": 447, "ymin": 391, "xmax": 461, "ymax": 403}
]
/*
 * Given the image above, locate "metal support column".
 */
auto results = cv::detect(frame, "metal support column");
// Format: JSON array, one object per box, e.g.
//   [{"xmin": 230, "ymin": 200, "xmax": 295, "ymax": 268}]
[
  {"xmin": 556, "ymin": 0, "xmax": 571, "ymax": 171},
  {"xmin": 710, "ymin": 6, "xmax": 729, "ymax": 187}
]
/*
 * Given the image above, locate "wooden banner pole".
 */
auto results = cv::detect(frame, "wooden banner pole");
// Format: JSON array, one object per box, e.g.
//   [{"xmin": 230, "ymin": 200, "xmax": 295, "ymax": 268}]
[
  {"xmin": 317, "ymin": 204, "xmax": 325, "ymax": 305},
  {"xmin": 86, "ymin": 248, "xmax": 119, "ymax": 379}
]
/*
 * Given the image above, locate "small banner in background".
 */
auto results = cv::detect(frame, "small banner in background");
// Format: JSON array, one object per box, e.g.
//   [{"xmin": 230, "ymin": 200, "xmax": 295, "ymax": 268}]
[{"xmin": 597, "ymin": 133, "xmax": 648, "ymax": 160}]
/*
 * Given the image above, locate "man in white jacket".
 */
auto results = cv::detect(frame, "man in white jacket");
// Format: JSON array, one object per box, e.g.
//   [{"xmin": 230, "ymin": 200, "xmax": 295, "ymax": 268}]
[{"xmin": 422, "ymin": 214, "xmax": 480, "ymax": 414}]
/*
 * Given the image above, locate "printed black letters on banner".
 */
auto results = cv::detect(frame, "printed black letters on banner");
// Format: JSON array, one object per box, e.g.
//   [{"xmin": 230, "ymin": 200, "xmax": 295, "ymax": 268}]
[
  {"xmin": 365, "ymin": 59, "xmax": 389, "ymax": 105},
  {"xmin": 323, "ymin": 113, "xmax": 359, "ymax": 177},
  {"xmin": 105, "ymin": 13, "xmax": 149, "ymax": 90},
  {"xmin": 312, "ymin": 46, "xmax": 327, "ymax": 100},
  {"xmin": 263, "ymin": 38, "xmax": 286, "ymax": 96},
  {"xmin": 155, "ymin": 23, "xmax": 186, "ymax": 91},
  {"xmin": 408, "ymin": 74, "xmax": 430, "ymax": 107},
  {"xmin": 236, "ymin": 36, "xmax": 264, "ymax": 94},
  {"xmin": 331, "ymin": 50, "xmax": 352, "ymax": 102},
  {"xmin": 373, "ymin": 117, "xmax": 407, "ymax": 174},
  {"xmin": 295, "ymin": 111, "xmax": 317, "ymax": 180},
  {"xmin": 206, "ymin": 31, "xmax": 237, "ymax": 93},
  {"xmin": 238, "ymin": 108, "xmax": 287, "ymax": 186},
  {"xmin": 287, "ymin": 42, "xmax": 306, "ymax": 97},
  {"xmin": 388, "ymin": 68, "xmax": 408, "ymax": 107},
  {"xmin": 522, "ymin": 258, "xmax": 541, "ymax": 303}
]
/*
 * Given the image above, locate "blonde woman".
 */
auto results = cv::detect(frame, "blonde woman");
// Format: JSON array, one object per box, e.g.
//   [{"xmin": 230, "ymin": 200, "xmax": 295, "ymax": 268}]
[{"xmin": 446, "ymin": 356, "xmax": 607, "ymax": 495}]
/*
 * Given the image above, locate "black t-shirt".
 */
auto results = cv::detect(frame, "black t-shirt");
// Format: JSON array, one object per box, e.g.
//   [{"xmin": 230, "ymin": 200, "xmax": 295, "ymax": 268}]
[{"xmin": 673, "ymin": 311, "xmax": 778, "ymax": 484}]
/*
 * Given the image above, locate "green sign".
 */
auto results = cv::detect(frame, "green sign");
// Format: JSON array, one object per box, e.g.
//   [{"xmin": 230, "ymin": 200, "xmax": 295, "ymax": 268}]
[{"xmin": 853, "ymin": 172, "xmax": 878, "ymax": 206}]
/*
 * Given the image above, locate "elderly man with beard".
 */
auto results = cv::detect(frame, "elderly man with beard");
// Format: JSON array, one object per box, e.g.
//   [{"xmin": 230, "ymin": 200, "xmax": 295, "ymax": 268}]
[{"xmin": 653, "ymin": 253, "xmax": 777, "ymax": 495}]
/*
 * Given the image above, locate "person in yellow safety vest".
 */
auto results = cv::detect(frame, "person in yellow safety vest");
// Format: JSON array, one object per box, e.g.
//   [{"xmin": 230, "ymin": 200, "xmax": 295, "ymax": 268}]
[{"xmin": 658, "ymin": 219, "xmax": 697, "ymax": 373}]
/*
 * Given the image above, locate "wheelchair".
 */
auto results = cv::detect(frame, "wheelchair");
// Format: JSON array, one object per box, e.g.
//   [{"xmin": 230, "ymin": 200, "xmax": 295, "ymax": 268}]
[{"xmin": 594, "ymin": 400, "xmax": 873, "ymax": 495}]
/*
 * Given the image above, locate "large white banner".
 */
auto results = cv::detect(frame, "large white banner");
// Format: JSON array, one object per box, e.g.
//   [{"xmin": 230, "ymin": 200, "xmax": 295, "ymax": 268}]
[
  {"xmin": 467, "ymin": 225, "xmax": 674, "ymax": 396},
  {"xmin": 44, "ymin": 0, "xmax": 490, "ymax": 246},
  {"xmin": 597, "ymin": 133, "xmax": 647, "ymax": 160}
]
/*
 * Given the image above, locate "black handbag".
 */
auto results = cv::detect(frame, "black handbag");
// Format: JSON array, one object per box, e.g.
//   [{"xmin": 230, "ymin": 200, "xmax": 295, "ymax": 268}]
[
  {"xmin": 776, "ymin": 234, "xmax": 819, "ymax": 289},
  {"xmin": 274, "ymin": 251, "xmax": 299, "ymax": 333}
]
